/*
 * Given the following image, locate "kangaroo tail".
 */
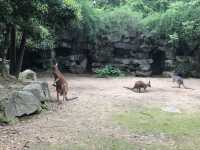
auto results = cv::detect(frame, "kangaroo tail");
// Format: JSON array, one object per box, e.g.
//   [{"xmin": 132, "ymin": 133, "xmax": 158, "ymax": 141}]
[
  {"xmin": 183, "ymin": 86, "xmax": 195, "ymax": 90},
  {"xmin": 182, "ymin": 83, "xmax": 195, "ymax": 90},
  {"xmin": 123, "ymin": 86, "xmax": 134, "ymax": 91},
  {"xmin": 65, "ymin": 97, "xmax": 78, "ymax": 101}
]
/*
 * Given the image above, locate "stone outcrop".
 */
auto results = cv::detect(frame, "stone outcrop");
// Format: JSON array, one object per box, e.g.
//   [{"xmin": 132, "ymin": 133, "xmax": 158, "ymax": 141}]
[
  {"xmin": 0, "ymin": 81, "xmax": 51, "ymax": 120},
  {"xmin": 56, "ymin": 54, "xmax": 88, "ymax": 73},
  {"xmin": 18, "ymin": 69, "xmax": 37, "ymax": 82},
  {"xmin": 1, "ymin": 91, "xmax": 42, "ymax": 118},
  {"xmin": 23, "ymin": 81, "xmax": 51, "ymax": 102}
]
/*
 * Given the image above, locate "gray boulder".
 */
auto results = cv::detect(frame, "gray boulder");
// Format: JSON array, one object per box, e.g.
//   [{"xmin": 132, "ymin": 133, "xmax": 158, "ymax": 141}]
[
  {"xmin": 2, "ymin": 91, "xmax": 42, "ymax": 118},
  {"xmin": 165, "ymin": 59, "xmax": 174, "ymax": 70},
  {"xmin": 114, "ymin": 58, "xmax": 132, "ymax": 65},
  {"xmin": 139, "ymin": 63, "xmax": 151, "ymax": 71},
  {"xmin": 57, "ymin": 54, "xmax": 88, "ymax": 73},
  {"xmin": 114, "ymin": 42, "xmax": 133, "ymax": 50},
  {"xmin": 23, "ymin": 81, "xmax": 51, "ymax": 102},
  {"xmin": 162, "ymin": 71, "xmax": 173, "ymax": 78},
  {"xmin": 70, "ymin": 57, "xmax": 87, "ymax": 73},
  {"xmin": 132, "ymin": 59, "xmax": 153, "ymax": 64},
  {"xmin": 136, "ymin": 71, "xmax": 152, "ymax": 77},
  {"xmin": 18, "ymin": 69, "xmax": 37, "ymax": 82}
]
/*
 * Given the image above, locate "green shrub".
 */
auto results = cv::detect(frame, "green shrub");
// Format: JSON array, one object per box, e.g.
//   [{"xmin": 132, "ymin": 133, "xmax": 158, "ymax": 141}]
[{"xmin": 95, "ymin": 65, "xmax": 124, "ymax": 78}]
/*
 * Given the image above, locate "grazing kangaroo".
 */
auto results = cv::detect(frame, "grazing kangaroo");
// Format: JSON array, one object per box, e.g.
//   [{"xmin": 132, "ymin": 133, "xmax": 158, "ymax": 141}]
[
  {"xmin": 124, "ymin": 80, "xmax": 151, "ymax": 93},
  {"xmin": 171, "ymin": 74, "xmax": 185, "ymax": 88},
  {"xmin": 52, "ymin": 63, "xmax": 69, "ymax": 103},
  {"xmin": 133, "ymin": 80, "xmax": 151, "ymax": 93}
]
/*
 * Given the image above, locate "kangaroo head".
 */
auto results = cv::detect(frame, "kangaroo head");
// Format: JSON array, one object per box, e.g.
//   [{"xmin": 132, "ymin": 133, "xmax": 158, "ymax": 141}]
[
  {"xmin": 52, "ymin": 63, "xmax": 58, "ymax": 71},
  {"xmin": 147, "ymin": 80, "xmax": 151, "ymax": 87}
]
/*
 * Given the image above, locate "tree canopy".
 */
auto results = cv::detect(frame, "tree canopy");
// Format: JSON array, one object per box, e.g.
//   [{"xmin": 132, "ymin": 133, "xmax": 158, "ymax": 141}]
[{"xmin": 0, "ymin": 0, "xmax": 81, "ymax": 76}]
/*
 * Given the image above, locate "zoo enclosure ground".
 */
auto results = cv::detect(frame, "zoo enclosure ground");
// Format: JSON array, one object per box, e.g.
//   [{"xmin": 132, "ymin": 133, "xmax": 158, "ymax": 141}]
[{"xmin": 0, "ymin": 74, "xmax": 200, "ymax": 150}]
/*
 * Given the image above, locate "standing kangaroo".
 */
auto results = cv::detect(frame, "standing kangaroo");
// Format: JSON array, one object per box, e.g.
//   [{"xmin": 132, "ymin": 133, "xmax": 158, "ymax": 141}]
[
  {"xmin": 52, "ymin": 63, "xmax": 68, "ymax": 103},
  {"xmin": 171, "ymin": 74, "xmax": 185, "ymax": 88}
]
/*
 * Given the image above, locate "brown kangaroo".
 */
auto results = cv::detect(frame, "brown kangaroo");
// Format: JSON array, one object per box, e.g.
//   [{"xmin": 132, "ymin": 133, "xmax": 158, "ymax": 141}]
[
  {"xmin": 124, "ymin": 80, "xmax": 151, "ymax": 93},
  {"xmin": 133, "ymin": 80, "xmax": 151, "ymax": 93},
  {"xmin": 52, "ymin": 63, "xmax": 69, "ymax": 103}
]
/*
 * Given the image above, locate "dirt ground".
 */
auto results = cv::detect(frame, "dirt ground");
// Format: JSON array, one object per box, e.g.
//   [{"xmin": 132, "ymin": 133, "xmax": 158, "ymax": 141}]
[{"xmin": 0, "ymin": 74, "xmax": 200, "ymax": 150}]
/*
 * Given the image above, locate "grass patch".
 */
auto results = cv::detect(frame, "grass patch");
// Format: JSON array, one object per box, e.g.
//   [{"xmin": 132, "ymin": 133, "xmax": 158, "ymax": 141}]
[
  {"xmin": 113, "ymin": 108, "xmax": 200, "ymax": 150},
  {"xmin": 114, "ymin": 108, "xmax": 200, "ymax": 136},
  {"xmin": 28, "ymin": 137, "xmax": 136, "ymax": 150}
]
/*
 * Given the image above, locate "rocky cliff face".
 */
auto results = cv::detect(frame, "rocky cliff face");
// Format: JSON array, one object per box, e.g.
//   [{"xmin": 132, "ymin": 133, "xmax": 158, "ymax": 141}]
[
  {"xmin": 24, "ymin": 31, "xmax": 200, "ymax": 77},
  {"xmin": 52, "ymin": 30, "xmax": 177, "ymax": 77}
]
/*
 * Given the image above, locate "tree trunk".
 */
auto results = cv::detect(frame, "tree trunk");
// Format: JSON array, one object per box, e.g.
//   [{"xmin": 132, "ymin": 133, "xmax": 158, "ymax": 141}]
[
  {"xmin": 3, "ymin": 24, "xmax": 10, "ymax": 60},
  {"xmin": 16, "ymin": 31, "xmax": 27, "ymax": 77},
  {"xmin": 1, "ymin": 24, "xmax": 11, "ymax": 78},
  {"xmin": 9, "ymin": 25, "xmax": 17, "ymax": 75}
]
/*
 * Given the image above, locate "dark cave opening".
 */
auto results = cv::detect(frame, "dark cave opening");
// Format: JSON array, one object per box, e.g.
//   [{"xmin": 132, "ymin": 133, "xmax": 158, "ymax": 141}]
[{"xmin": 151, "ymin": 50, "xmax": 165, "ymax": 75}]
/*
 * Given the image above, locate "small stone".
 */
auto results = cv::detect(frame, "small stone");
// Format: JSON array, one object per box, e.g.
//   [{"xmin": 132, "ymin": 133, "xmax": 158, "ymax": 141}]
[{"xmin": 161, "ymin": 106, "xmax": 181, "ymax": 113}]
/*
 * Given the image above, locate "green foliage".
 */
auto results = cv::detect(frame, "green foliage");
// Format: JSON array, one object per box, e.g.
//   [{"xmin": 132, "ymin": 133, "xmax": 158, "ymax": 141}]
[
  {"xmin": 114, "ymin": 108, "xmax": 200, "ymax": 136},
  {"xmin": 41, "ymin": 102, "xmax": 48, "ymax": 111},
  {"xmin": 1, "ymin": 0, "xmax": 200, "ymax": 75},
  {"xmin": 0, "ymin": 0, "xmax": 81, "ymax": 49},
  {"xmin": 96, "ymin": 0, "xmax": 126, "ymax": 7},
  {"xmin": 74, "ymin": 0, "xmax": 200, "ymax": 57},
  {"xmin": 95, "ymin": 65, "xmax": 123, "ymax": 78},
  {"xmin": 98, "ymin": 6, "xmax": 143, "ymax": 38},
  {"xmin": 68, "ymin": 0, "xmax": 144, "ymax": 42},
  {"xmin": 75, "ymin": 0, "xmax": 100, "ymax": 40}
]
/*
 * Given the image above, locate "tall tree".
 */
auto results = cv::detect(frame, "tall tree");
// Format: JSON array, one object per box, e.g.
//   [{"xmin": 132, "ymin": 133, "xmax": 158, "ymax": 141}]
[{"xmin": 0, "ymin": 0, "xmax": 81, "ymax": 77}]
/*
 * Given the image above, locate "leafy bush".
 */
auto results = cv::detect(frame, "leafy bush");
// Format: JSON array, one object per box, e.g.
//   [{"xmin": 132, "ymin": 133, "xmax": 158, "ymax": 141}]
[
  {"xmin": 97, "ymin": 5, "xmax": 143, "ymax": 39},
  {"xmin": 95, "ymin": 65, "xmax": 123, "ymax": 78}
]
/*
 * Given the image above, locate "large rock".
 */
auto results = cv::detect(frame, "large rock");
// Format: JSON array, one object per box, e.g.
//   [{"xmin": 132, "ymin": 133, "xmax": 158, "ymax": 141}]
[
  {"xmin": 114, "ymin": 58, "xmax": 132, "ymax": 65},
  {"xmin": 23, "ymin": 81, "xmax": 51, "ymax": 102},
  {"xmin": 139, "ymin": 63, "xmax": 151, "ymax": 71},
  {"xmin": 57, "ymin": 54, "xmax": 88, "ymax": 73},
  {"xmin": 69, "ymin": 56, "xmax": 87, "ymax": 73},
  {"xmin": 18, "ymin": 69, "xmax": 37, "ymax": 82},
  {"xmin": 114, "ymin": 42, "xmax": 133, "ymax": 50},
  {"xmin": 1, "ymin": 91, "xmax": 42, "ymax": 118},
  {"xmin": 165, "ymin": 59, "xmax": 174, "ymax": 70},
  {"xmin": 93, "ymin": 46, "xmax": 114, "ymax": 62},
  {"xmin": 132, "ymin": 59, "xmax": 153, "ymax": 64},
  {"xmin": 162, "ymin": 71, "xmax": 173, "ymax": 78},
  {"xmin": 139, "ymin": 44, "xmax": 152, "ymax": 52},
  {"xmin": 133, "ymin": 52, "xmax": 149, "ymax": 59},
  {"xmin": 135, "ymin": 71, "xmax": 152, "ymax": 77}
]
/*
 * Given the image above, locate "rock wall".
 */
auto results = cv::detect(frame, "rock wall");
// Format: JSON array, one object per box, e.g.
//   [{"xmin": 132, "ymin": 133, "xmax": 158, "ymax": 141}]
[
  {"xmin": 53, "ymin": 31, "xmax": 177, "ymax": 77},
  {"xmin": 23, "ymin": 31, "xmax": 200, "ymax": 77}
]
